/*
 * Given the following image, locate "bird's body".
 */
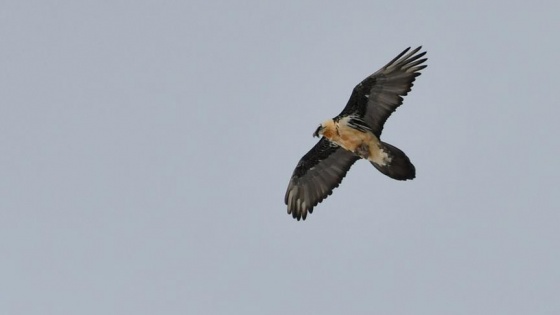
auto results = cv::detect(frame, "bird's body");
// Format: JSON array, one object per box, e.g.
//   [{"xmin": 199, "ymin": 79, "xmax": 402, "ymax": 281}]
[
  {"xmin": 285, "ymin": 46, "xmax": 428, "ymax": 220},
  {"xmin": 318, "ymin": 116, "xmax": 391, "ymax": 166}
]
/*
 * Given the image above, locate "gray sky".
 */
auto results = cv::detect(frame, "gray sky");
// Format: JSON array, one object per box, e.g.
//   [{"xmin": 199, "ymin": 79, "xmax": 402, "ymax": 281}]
[{"xmin": 1, "ymin": 0, "xmax": 559, "ymax": 314}]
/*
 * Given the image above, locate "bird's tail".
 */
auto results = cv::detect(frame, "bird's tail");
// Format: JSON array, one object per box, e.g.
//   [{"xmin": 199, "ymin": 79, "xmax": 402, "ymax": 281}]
[{"xmin": 371, "ymin": 142, "xmax": 415, "ymax": 180}]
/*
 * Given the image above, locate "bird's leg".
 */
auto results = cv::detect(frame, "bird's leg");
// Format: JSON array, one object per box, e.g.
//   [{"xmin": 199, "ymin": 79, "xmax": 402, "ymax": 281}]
[{"xmin": 354, "ymin": 142, "xmax": 370, "ymax": 159}]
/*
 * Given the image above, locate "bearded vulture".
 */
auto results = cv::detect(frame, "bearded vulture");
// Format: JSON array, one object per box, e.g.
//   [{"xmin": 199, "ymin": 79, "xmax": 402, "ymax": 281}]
[{"xmin": 285, "ymin": 46, "xmax": 427, "ymax": 220}]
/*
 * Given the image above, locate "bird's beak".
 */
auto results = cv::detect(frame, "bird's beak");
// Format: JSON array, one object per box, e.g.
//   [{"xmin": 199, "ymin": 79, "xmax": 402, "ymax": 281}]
[{"xmin": 313, "ymin": 126, "xmax": 322, "ymax": 138}]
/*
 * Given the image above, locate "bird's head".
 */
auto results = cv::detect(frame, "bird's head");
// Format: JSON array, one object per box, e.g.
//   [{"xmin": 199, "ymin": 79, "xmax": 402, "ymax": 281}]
[{"xmin": 313, "ymin": 124, "xmax": 325, "ymax": 138}]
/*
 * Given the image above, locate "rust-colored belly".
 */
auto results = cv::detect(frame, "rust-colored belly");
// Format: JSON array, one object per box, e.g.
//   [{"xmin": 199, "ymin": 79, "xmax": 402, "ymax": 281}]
[{"xmin": 326, "ymin": 124, "xmax": 390, "ymax": 166}]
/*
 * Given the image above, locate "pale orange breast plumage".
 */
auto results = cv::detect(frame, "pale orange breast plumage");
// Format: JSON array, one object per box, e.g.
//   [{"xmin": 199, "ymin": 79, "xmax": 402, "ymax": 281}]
[{"xmin": 323, "ymin": 118, "xmax": 391, "ymax": 166}]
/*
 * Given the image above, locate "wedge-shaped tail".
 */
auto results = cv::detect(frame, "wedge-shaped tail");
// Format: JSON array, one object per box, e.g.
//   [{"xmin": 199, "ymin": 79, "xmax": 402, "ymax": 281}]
[{"xmin": 371, "ymin": 142, "xmax": 415, "ymax": 180}]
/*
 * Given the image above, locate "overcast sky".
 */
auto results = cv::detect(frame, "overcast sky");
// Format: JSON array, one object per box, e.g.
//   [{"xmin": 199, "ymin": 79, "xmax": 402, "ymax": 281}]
[{"xmin": 1, "ymin": 1, "xmax": 559, "ymax": 314}]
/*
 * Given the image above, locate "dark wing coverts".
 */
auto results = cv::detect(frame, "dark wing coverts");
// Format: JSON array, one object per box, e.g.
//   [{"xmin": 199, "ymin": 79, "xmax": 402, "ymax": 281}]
[
  {"xmin": 285, "ymin": 138, "xmax": 359, "ymax": 220},
  {"xmin": 336, "ymin": 46, "xmax": 427, "ymax": 137}
]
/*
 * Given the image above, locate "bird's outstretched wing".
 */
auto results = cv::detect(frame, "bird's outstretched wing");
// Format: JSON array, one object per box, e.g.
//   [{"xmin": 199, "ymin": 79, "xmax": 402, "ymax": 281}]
[
  {"xmin": 285, "ymin": 138, "xmax": 359, "ymax": 220},
  {"xmin": 336, "ymin": 46, "xmax": 427, "ymax": 137}
]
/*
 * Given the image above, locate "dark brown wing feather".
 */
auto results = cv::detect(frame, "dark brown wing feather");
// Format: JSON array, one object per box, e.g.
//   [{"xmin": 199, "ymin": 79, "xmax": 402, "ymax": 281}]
[
  {"xmin": 336, "ymin": 46, "xmax": 427, "ymax": 137},
  {"xmin": 285, "ymin": 138, "xmax": 359, "ymax": 221}
]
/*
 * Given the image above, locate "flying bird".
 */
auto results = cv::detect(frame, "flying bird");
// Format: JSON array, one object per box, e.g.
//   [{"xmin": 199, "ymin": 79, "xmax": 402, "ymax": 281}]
[{"xmin": 285, "ymin": 46, "xmax": 427, "ymax": 220}]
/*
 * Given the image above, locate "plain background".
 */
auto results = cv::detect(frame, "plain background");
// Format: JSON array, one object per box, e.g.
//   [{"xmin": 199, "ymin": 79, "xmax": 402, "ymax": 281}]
[{"xmin": 1, "ymin": 1, "xmax": 559, "ymax": 314}]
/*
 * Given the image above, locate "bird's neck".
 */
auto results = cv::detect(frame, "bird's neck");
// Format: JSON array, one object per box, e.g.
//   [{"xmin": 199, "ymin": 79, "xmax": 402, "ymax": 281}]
[{"xmin": 321, "ymin": 119, "xmax": 338, "ymax": 140}]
